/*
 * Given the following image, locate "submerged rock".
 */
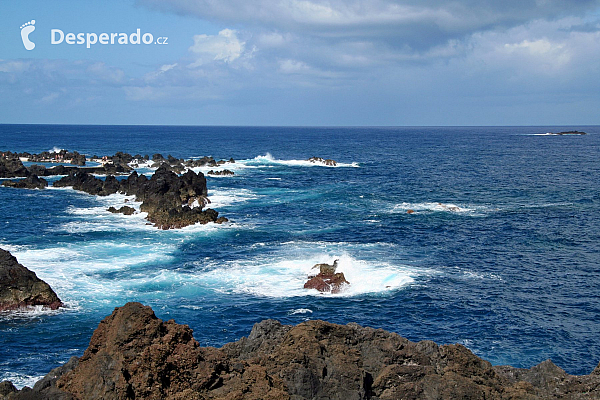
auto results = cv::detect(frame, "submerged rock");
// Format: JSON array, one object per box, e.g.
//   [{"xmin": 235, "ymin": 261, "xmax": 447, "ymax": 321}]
[
  {"xmin": 6, "ymin": 302, "xmax": 600, "ymax": 399},
  {"xmin": 0, "ymin": 248, "xmax": 62, "ymax": 312},
  {"xmin": 304, "ymin": 259, "xmax": 349, "ymax": 294}
]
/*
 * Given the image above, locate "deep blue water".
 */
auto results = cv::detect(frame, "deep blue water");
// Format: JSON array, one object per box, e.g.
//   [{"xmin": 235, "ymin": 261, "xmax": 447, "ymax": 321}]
[{"xmin": 1, "ymin": 124, "xmax": 599, "ymax": 387}]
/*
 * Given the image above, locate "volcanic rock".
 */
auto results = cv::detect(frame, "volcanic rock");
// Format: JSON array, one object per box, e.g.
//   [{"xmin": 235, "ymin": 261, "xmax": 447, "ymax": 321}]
[
  {"xmin": 207, "ymin": 169, "xmax": 235, "ymax": 176},
  {"xmin": 0, "ymin": 157, "xmax": 29, "ymax": 178},
  {"xmin": 0, "ymin": 248, "xmax": 62, "ymax": 312},
  {"xmin": 2, "ymin": 175, "xmax": 48, "ymax": 189},
  {"xmin": 307, "ymin": 156, "xmax": 337, "ymax": 166},
  {"xmin": 304, "ymin": 259, "xmax": 349, "ymax": 294},
  {"xmin": 52, "ymin": 165, "xmax": 225, "ymax": 229},
  {"xmin": 6, "ymin": 302, "xmax": 600, "ymax": 399},
  {"xmin": 107, "ymin": 206, "xmax": 136, "ymax": 215}
]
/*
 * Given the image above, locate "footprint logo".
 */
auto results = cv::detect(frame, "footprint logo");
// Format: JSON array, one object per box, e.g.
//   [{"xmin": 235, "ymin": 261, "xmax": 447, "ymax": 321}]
[{"xmin": 20, "ymin": 20, "xmax": 36, "ymax": 50}]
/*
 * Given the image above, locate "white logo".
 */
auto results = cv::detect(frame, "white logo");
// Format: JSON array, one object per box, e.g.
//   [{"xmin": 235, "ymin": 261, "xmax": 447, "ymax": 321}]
[{"xmin": 20, "ymin": 20, "xmax": 36, "ymax": 50}]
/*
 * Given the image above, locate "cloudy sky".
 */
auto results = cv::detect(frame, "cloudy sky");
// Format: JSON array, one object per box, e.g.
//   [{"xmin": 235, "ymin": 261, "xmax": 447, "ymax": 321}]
[{"xmin": 1, "ymin": 0, "xmax": 600, "ymax": 125}]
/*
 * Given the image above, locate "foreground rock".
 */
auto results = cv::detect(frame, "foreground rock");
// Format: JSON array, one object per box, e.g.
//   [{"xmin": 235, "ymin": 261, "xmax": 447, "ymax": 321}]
[
  {"xmin": 54, "ymin": 164, "xmax": 227, "ymax": 229},
  {"xmin": 5, "ymin": 302, "xmax": 600, "ymax": 399},
  {"xmin": 0, "ymin": 249, "xmax": 62, "ymax": 312},
  {"xmin": 304, "ymin": 259, "xmax": 349, "ymax": 294}
]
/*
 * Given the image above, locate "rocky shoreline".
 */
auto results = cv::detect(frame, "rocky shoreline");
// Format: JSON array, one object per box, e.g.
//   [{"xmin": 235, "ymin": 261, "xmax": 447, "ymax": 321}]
[
  {"xmin": 1, "ymin": 150, "xmax": 232, "ymax": 229},
  {"xmin": 1, "ymin": 302, "xmax": 599, "ymax": 399}
]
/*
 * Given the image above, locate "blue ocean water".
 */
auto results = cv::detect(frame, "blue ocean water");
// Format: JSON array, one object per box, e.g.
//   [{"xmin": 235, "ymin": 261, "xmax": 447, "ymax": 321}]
[{"xmin": 1, "ymin": 125, "xmax": 599, "ymax": 387}]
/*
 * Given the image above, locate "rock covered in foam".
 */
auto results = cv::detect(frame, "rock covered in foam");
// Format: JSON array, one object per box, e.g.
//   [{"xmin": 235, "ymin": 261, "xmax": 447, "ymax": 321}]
[
  {"xmin": 0, "ymin": 248, "xmax": 62, "ymax": 312},
  {"xmin": 7, "ymin": 302, "xmax": 600, "ymax": 399}
]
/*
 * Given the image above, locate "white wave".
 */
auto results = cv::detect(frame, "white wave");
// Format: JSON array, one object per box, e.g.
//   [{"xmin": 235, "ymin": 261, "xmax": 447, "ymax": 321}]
[
  {"xmin": 392, "ymin": 202, "xmax": 480, "ymax": 214},
  {"xmin": 267, "ymin": 177, "xmax": 282, "ymax": 180},
  {"xmin": 196, "ymin": 253, "xmax": 416, "ymax": 298},
  {"xmin": 0, "ymin": 302, "xmax": 79, "ymax": 319},
  {"xmin": 241, "ymin": 153, "xmax": 359, "ymax": 168},
  {"xmin": 0, "ymin": 373, "xmax": 45, "ymax": 390},
  {"xmin": 289, "ymin": 308, "xmax": 313, "ymax": 315},
  {"xmin": 48, "ymin": 147, "xmax": 64, "ymax": 153},
  {"xmin": 207, "ymin": 188, "xmax": 260, "ymax": 209},
  {"xmin": 11, "ymin": 243, "xmax": 176, "ymax": 301}
]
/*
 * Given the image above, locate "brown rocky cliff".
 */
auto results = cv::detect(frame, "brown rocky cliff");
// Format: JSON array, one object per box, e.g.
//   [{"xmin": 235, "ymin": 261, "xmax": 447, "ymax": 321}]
[
  {"xmin": 5, "ymin": 302, "xmax": 600, "ymax": 399},
  {"xmin": 0, "ymin": 248, "xmax": 62, "ymax": 312}
]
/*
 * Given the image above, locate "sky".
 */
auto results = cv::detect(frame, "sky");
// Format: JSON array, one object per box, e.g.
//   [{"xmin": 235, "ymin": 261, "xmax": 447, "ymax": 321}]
[{"xmin": 1, "ymin": 0, "xmax": 600, "ymax": 126}]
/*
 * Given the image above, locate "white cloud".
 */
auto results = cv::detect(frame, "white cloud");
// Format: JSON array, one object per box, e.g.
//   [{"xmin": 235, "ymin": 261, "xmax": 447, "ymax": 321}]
[{"xmin": 188, "ymin": 29, "xmax": 246, "ymax": 67}]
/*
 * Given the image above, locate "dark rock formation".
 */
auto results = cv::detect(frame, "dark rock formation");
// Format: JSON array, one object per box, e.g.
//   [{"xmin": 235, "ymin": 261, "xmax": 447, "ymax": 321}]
[
  {"xmin": 0, "ymin": 248, "xmax": 62, "ymax": 312},
  {"xmin": 2, "ymin": 175, "xmax": 48, "ymax": 189},
  {"xmin": 53, "ymin": 165, "xmax": 226, "ymax": 229},
  {"xmin": 307, "ymin": 156, "xmax": 337, "ymax": 166},
  {"xmin": 107, "ymin": 206, "xmax": 136, "ymax": 215},
  {"xmin": 207, "ymin": 169, "xmax": 235, "ymax": 176},
  {"xmin": 0, "ymin": 156, "xmax": 29, "ymax": 178},
  {"xmin": 6, "ymin": 302, "xmax": 600, "ymax": 399},
  {"xmin": 304, "ymin": 259, "xmax": 349, "ymax": 294}
]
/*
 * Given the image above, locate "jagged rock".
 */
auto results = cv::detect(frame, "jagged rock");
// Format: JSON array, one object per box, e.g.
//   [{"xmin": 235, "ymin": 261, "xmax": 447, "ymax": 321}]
[
  {"xmin": 0, "ymin": 248, "xmax": 62, "ymax": 312},
  {"xmin": 304, "ymin": 259, "xmax": 349, "ymax": 294},
  {"xmin": 0, "ymin": 381, "xmax": 17, "ymax": 397},
  {"xmin": 107, "ymin": 206, "xmax": 136, "ymax": 215},
  {"xmin": 2, "ymin": 175, "xmax": 48, "ymax": 189},
  {"xmin": 0, "ymin": 157, "xmax": 29, "ymax": 178},
  {"xmin": 6, "ymin": 303, "xmax": 600, "ymax": 399},
  {"xmin": 207, "ymin": 169, "xmax": 235, "ymax": 176},
  {"xmin": 53, "ymin": 165, "xmax": 225, "ymax": 229},
  {"xmin": 307, "ymin": 156, "xmax": 337, "ymax": 166}
]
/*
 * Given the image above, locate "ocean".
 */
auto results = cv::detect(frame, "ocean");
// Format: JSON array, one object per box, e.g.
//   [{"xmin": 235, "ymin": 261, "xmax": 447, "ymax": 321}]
[{"xmin": 1, "ymin": 125, "xmax": 599, "ymax": 388}]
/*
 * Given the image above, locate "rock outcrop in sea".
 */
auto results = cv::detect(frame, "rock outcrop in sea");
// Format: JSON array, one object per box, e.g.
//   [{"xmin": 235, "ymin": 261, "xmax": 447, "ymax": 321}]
[
  {"xmin": 2, "ymin": 175, "xmax": 48, "ymax": 189},
  {"xmin": 304, "ymin": 259, "xmax": 349, "ymax": 294},
  {"xmin": 307, "ymin": 156, "xmax": 337, "ymax": 166},
  {"xmin": 53, "ymin": 164, "xmax": 227, "ymax": 229},
  {"xmin": 0, "ymin": 157, "xmax": 29, "ymax": 179},
  {"xmin": 0, "ymin": 249, "xmax": 62, "ymax": 312},
  {"xmin": 3, "ymin": 302, "xmax": 600, "ymax": 399}
]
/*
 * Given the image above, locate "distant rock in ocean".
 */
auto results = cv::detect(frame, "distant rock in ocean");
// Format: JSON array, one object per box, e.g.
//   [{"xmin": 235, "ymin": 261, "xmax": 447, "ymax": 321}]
[
  {"xmin": 307, "ymin": 156, "xmax": 337, "ymax": 166},
  {"xmin": 2, "ymin": 175, "xmax": 48, "ymax": 190},
  {"xmin": 0, "ymin": 248, "xmax": 62, "ymax": 312},
  {"xmin": 545, "ymin": 131, "xmax": 587, "ymax": 135},
  {"xmin": 4, "ymin": 302, "xmax": 600, "ymax": 399}
]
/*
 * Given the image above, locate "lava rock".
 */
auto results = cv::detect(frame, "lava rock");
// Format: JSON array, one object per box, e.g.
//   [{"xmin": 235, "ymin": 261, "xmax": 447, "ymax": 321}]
[
  {"xmin": 0, "ymin": 157, "xmax": 29, "ymax": 178},
  {"xmin": 307, "ymin": 156, "xmax": 337, "ymax": 166},
  {"xmin": 107, "ymin": 206, "xmax": 136, "ymax": 215},
  {"xmin": 6, "ymin": 302, "xmax": 599, "ymax": 399},
  {"xmin": 207, "ymin": 169, "xmax": 235, "ymax": 176},
  {"xmin": 2, "ymin": 175, "xmax": 48, "ymax": 189},
  {"xmin": 304, "ymin": 259, "xmax": 349, "ymax": 294},
  {"xmin": 0, "ymin": 248, "xmax": 62, "ymax": 312}
]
